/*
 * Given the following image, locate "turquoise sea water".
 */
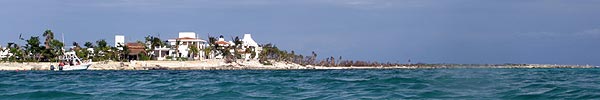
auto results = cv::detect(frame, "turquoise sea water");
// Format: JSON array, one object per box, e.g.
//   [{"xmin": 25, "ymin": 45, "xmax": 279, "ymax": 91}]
[{"xmin": 1, "ymin": 69, "xmax": 600, "ymax": 99}]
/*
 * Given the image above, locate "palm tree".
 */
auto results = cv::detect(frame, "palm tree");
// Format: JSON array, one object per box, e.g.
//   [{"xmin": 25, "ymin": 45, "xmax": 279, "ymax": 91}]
[
  {"xmin": 144, "ymin": 36, "xmax": 153, "ymax": 59},
  {"xmin": 84, "ymin": 42, "xmax": 94, "ymax": 48},
  {"xmin": 42, "ymin": 30, "xmax": 54, "ymax": 49},
  {"xmin": 203, "ymin": 47, "xmax": 212, "ymax": 59},
  {"xmin": 330, "ymin": 56, "xmax": 335, "ymax": 67},
  {"xmin": 44, "ymin": 39, "xmax": 64, "ymax": 61},
  {"xmin": 233, "ymin": 36, "xmax": 243, "ymax": 48},
  {"xmin": 25, "ymin": 36, "xmax": 42, "ymax": 61},
  {"xmin": 7, "ymin": 43, "xmax": 23, "ymax": 62},
  {"xmin": 72, "ymin": 42, "xmax": 81, "ymax": 50},
  {"xmin": 311, "ymin": 51, "xmax": 317, "ymax": 65},
  {"xmin": 119, "ymin": 43, "xmax": 130, "ymax": 61},
  {"xmin": 96, "ymin": 39, "xmax": 108, "ymax": 49},
  {"xmin": 188, "ymin": 45, "xmax": 199, "ymax": 60},
  {"xmin": 174, "ymin": 39, "xmax": 181, "ymax": 59},
  {"xmin": 338, "ymin": 56, "xmax": 342, "ymax": 66},
  {"xmin": 144, "ymin": 35, "xmax": 165, "ymax": 60},
  {"xmin": 208, "ymin": 36, "xmax": 217, "ymax": 45},
  {"xmin": 95, "ymin": 39, "xmax": 108, "ymax": 61}
]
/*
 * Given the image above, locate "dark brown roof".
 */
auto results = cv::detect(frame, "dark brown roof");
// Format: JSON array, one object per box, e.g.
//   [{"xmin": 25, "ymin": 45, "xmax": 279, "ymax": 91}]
[
  {"xmin": 126, "ymin": 43, "xmax": 145, "ymax": 49},
  {"xmin": 126, "ymin": 43, "xmax": 145, "ymax": 55}
]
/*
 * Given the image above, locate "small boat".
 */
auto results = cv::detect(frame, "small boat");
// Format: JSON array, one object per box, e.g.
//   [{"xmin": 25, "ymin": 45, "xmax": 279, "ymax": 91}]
[
  {"xmin": 52, "ymin": 63, "xmax": 91, "ymax": 71},
  {"xmin": 59, "ymin": 61, "xmax": 92, "ymax": 71},
  {"xmin": 49, "ymin": 33, "xmax": 92, "ymax": 71},
  {"xmin": 51, "ymin": 52, "xmax": 92, "ymax": 71}
]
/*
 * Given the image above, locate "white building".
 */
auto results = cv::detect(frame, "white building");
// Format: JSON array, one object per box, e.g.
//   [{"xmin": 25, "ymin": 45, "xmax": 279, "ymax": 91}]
[
  {"xmin": 113, "ymin": 32, "xmax": 262, "ymax": 61},
  {"xmin": 241, "ymin": 34, "xmax": 262, "ymax": 60},
  {"xmin": 0, "ymin": 46, "xmax": 12, "ymax": 59},
  {"xmin": 155, "ymin": 32, "xmax": 207, "ymax": 60},
  {"xmin": 241, "ymin": 34, "xmax": 262, "ymax": 59},
  {"xmin": 115, "ymin": 35, "xmax": 125, "ymax": 50},
  {"xmin": 212, "ymin": 34, "xmax": 262, "ymax": 60}
]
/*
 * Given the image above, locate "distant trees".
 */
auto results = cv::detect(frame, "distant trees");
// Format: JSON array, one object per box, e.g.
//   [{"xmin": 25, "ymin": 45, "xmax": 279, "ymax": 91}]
[
  {"xmin": 205, "ymin": 36, "xmax": 217, "ymax": 59},
  {"xmin": 1, "ymin": 30, "xmax": 66, "ymax": 62},
  {"xmin": 233, "ymin": 36, "xmax": 242, "ymax": 48},
  {"xmin": 232, "ymin": 36, "xmax": 243, "ymax": 59},
  {"xmin": 40, "ymin": 30, "xmax": 65, "ymax": 61},
  {"xmin": 6, "ymin": 43, "xmax": 23, "ymax": 62},
  {"xmin": 47, "ymin": 37, "xmax": 64, "ymax": 61},
  {"xmin": 174, "ymin": 39, "xmax": 181, "ymax": 59},
  {"xmin": 188, "ymin": 45, "xmax": 199, "ymax": 60},
  {"xmin": 25, "ymin": 36, "xmax": 42, "ymax": 62},
  {"xmin": 256, "ymin": 43, "xmax": 404, "ymax": 67},
  {"xmin": 84, "ymin": 42, "xmax": 94, "ymax": 48},
  {"xmin": 92, "ymin": 39, "xmax": 109, "ymax": 61},
  {"xmin": 144, "ymin": 35, "xmax": 165, "ymax": 60},
  {"xmin": 203, "ymin": 46, "xmax": 212, "ymax": 59},
  {"xmin": 42, "ymin": 30, "xmax": 54, "ymax": 49},
  {"xmin": 82, "ymin": 42, "xmax": 95, "ymax": 60},
  {"xmin": 259, "ymin": 43, "xmax": 312, "ymax": 65}
]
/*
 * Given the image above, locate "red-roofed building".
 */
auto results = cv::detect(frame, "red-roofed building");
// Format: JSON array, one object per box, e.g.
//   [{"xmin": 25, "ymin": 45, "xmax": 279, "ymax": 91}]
[{"xmin": 126, "ymin": 42, "xmax": 146, "ymax": 60}]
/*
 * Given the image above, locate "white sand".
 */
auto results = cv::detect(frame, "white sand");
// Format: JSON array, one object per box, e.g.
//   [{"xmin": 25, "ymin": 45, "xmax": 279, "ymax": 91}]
[{"xmin": 0, "ymin": 60, "xmax": 595, "ymax": 71}]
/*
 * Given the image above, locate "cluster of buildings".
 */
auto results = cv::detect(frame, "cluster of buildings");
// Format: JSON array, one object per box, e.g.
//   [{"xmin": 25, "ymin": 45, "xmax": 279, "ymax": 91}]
[
  {"xmin": 0, "ymin": 32, "xmax": 262, "ymax": 61},
  {"xmin": 117, "ymin": 32, "xmax": 262, "ymax": 61}
]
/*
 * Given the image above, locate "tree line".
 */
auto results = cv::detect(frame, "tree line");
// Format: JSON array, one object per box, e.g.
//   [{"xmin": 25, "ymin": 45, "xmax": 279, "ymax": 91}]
[
  {"xmin": 1, "ymin": 30, "xmax": 65, "ymax": 62},
  {"xmin": 258, "ymin": 43, "xmax": 404, "ymax": 67},
  {"xmin": 0, "ymin": 30, "xmax": 156, "ymax": 62}
]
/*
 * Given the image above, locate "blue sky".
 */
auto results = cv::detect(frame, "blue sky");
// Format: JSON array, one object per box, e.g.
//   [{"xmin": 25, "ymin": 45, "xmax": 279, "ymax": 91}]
[{"xmin": 1, "ymin": 0, "xmax": 599, "ymax": 65}]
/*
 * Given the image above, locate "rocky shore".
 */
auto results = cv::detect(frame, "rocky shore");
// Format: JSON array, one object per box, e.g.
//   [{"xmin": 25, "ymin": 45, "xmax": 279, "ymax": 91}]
[{"xmin": 0, "ymin": 60, "xmax": 597, "ymax": 71}]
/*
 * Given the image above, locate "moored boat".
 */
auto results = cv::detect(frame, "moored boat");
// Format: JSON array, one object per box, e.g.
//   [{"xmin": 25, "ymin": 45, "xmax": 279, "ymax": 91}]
[{"xmin": 51, "ymin": 51, "xmax": 92, "ymax": 71}]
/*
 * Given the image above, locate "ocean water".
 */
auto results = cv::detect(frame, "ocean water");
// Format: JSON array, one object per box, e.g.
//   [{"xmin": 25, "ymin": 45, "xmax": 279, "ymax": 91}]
[{"xmin": 1, "ymin": 69, "xmax": 600, "ymax": 99}]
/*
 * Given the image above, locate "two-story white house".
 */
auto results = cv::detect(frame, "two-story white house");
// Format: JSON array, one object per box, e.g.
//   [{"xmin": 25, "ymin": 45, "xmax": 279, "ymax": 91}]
[{"xmin": 155, "ymin": 32, "xmax": 207, "ymax": 60}]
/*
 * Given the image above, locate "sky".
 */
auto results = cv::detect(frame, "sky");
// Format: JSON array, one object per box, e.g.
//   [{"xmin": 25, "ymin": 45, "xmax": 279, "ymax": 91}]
[{"xmin": 1, "ymin": 0, "xmax": 599, "ymax": 65}]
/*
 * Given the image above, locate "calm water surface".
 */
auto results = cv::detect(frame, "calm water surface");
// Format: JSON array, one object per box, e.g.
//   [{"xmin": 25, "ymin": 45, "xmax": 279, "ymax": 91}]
[{"xmin": 1, "ymin": 69, "xmax": 600, "ymax": 99}]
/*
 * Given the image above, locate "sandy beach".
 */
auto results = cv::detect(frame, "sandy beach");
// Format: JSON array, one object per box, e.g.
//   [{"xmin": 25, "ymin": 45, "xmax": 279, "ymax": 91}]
[{"xmin": 0, "ymin": 60, "xmax": 597, "ymax": 71}]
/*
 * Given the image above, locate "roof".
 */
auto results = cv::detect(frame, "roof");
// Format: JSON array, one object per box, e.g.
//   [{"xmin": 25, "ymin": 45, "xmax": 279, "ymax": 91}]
[
  {"xmin": 176, "ymin": 37, "xmax": 197, "ymax": 40},
  {"xmin": 178, "ymin": 32, "xmax": 196, "ymax": 38},
  {"xmin": 167, "ymin": 37, "xmax": 207, "ymax": 42},
  {"xmin": 126, "ymin": 43, "xmax": 145, "ymax": 49},
  {"xmin": 216, "ymin": 41, "xmax": 231, "ymax": 45},
  {"xmin": 242, "ymin": 34, "xmax": 259, "ymax": 47},
  {"xmin": 126, "ymin": 43, "xmax": 146, "ymax": 55}
]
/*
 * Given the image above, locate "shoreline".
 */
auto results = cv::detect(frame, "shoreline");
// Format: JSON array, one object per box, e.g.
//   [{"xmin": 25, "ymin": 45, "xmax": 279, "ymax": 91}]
[{"xmin": 0, "ymin": 60, "xmax": 597, "ymax": 71}]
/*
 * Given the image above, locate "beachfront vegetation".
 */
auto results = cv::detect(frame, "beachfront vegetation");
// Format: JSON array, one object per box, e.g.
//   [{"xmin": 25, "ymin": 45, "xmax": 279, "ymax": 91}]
[
  {"xmin": 144, "ymin": 35, "xmax": 166, "ymax": 60},
  {"xmin": 1, "ymin": 30, "xmax": 128, "ymax": 62},
  {"xmin": 257, "ymin": 43, "xmax": 405, "ymax": 67},
  {"xmin": 3, "ymin": 30, "xmax": 66, "ymax": 62},
  {"xmin": 1, "ymin": 29, "xmax": 405, "ymax": 67}
]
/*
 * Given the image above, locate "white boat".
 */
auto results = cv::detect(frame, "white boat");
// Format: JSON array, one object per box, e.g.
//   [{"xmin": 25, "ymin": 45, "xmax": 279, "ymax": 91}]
[
  {"xmin": 58, "ymin": 63, "xmax": 91, "ymax": 71},
  {"xmin": 51, "ymin": 51, "xmax": 92, "ymax": 71},
  {"xmin": 50, "ymin": 33, "xmax": 92, "ymax": 71}
]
